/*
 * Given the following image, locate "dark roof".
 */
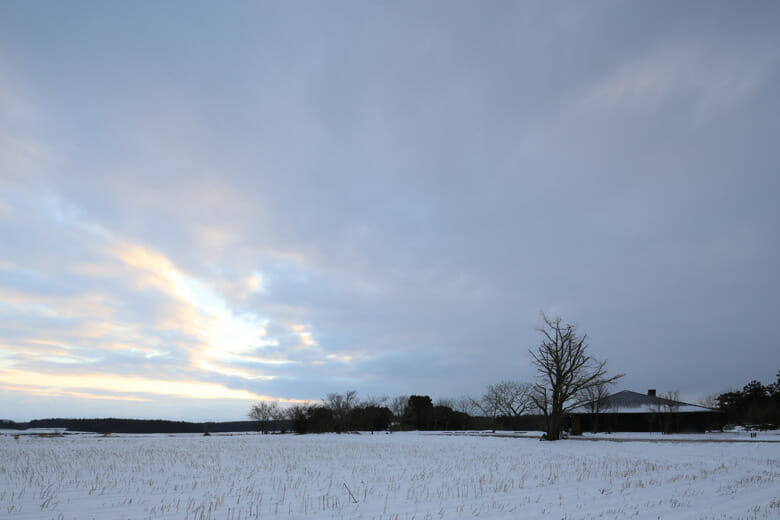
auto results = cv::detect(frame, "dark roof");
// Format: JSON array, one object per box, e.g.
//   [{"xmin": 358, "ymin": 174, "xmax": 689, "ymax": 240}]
[
  {"xmin": 573, "ymin": 390, "xmax": 715, "ymax": 414},
  {"xmin": 607, "ymin": 390, "xmax": 682, "ymax": 407}
]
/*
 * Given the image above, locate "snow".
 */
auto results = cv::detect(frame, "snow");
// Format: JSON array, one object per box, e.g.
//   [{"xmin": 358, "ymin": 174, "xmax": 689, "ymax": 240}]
[
  {"xmin": 463, "ymin": 429, "xmax": 780, "ymax": 442},
  {"xmin": 1, "ymin": 431, "xmax": 778, "ymax": 519},
  {"xmin": 571, "ymin": 404, "xmax": 713, "ymax": 413}
]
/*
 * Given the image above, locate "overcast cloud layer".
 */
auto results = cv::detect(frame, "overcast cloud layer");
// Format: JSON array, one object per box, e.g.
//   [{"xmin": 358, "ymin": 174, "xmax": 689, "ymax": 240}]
[{"xmin": 1, "ymin": 1, "xmax": 779, "ymax": 421}]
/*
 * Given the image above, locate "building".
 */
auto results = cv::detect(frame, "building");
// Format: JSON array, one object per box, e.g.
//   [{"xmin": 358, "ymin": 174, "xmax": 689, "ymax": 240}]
[{"xmin": 570, "ymin": 389, "xmax": 721, "ymax": 434}]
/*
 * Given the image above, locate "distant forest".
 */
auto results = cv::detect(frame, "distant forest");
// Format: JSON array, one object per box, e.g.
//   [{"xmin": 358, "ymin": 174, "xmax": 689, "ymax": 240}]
[{"xmin": 0, "ymin": 418, "xmax": 261, "ymax": 434}]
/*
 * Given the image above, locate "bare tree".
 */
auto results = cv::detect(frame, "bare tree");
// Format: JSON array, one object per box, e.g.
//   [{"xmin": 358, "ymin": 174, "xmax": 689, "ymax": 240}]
[
  {"xmin": 271, "ymin": 404, "xmax": 291, "ymax": 433},
  {"xmin": 581, "ymin": 380, "xmax": 612, "ymax": 413},
  {"xmin": 697, "ymin": 393, "xmax": 719, "ymax": 410},
  {"xmin": 435, "ymin": 397, "xmax": 455, "ymax": 408},
  {"xmin": 483, "ymin": 381, "xmax": 533, "ymax": 422},
  {"xmin": 581, "ymin": 378, "xmax": 616, "ymax": 433},
  {"xmin": 361, "ymin": 395, "xmax": 389, "ymax": 407},
  {"xmin": 453, "ymin": 395, "xmax": 479, "ymax": 415},
  {"xmin": 529, "ymin": 313, "xmax": 623, "ymax": 440},
  {"xmin": 661, "ymin": 390, "xmax": 680, "ymax": 411},
  {"xmin": 285, "ymin": 404, "xmax": 308, "ymax": 433},
  {"xmin": 323, "ymin": 390, "xmax": 358, "ymax": 413},
  {"xmin": 323, "ymin": 390, "xmax": 358, "ymax": 431},
  {"xmin": 470, "ymin": 395, "xmax": 499, "ymax": 431},
  {"xmin": 248, "ymin": 401, "xmax": 279, "ymax": 434},
  {"xmin": 655, "ymin": 390, "xmax": 680, "ymax": 434},
  {"xmin": 389, "ymin": 395, "xmax": 409, "ymax": 421}
]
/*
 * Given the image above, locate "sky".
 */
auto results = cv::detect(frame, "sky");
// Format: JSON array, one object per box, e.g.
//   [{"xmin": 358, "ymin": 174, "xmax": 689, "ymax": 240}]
[{"xmin": 1, "ymin": 1, "xmax": 779, "ymax": 422}]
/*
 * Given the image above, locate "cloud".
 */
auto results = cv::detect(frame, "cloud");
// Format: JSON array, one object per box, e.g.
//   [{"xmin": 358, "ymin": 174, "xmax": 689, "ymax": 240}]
[
  {"xmin": 1, "ymin": 2, "xmax": 779, "ymax": 420},
  {"xmin": 0, "ymin": 180, "xmax": 376, "ymax": 408},
  {"xmin": 0, "ymin": 368, "xmax": 260, "ymax": 400},
  {"xmin": 573, "ymin": 43, "xmax": 776, "ymax": 117}
]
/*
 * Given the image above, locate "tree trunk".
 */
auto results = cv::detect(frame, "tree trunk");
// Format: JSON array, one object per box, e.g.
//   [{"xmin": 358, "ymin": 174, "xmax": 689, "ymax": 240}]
[
  {"xmin": 547, "ymin": 412, "xmax": 561, "ymax": 441},
  {"xmin": 547, "ymin": 421, "xmax": 560, "ymax": 440}
]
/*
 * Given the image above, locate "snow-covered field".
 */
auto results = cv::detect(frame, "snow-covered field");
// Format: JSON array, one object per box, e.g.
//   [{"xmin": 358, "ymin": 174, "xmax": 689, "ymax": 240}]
[
  {"xmin": 1, "ymin": 431, "xmax": 778, "ymax": 519},
  {"xmin": 465, "ymin": 429, "xmax": 780, "ymax": 442}
]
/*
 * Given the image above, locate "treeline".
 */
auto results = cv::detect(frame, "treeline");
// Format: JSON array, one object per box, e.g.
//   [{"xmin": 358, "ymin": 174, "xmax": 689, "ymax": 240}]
[
  {"xmin": 290, "ymin": 405, "xmax": 393, "ymax": 433},
  {"xmin": 0, "ymin": 418, "xmax": 263, "ymax": 434},
  {"xmin": 251, "ymin": 393, "xmax": 479, "ymax": 434},
  {"xmin": 715, "ymin": 372, "xmax": 780, "ymax": 428},
  {"xmin": 289, "ymin": 395, "xmax": 474, "ymax": 434},
  {"xmin": 401, "ymin": 395, "xmax": 471, "ymax": 431}
]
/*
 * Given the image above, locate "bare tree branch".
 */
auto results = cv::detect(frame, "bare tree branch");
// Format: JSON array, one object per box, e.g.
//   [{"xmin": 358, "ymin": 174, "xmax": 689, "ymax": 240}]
[
  {"xmin": 530, "ymin": 312, "xmax": 623, "ymax": 440},
  {"xmin": 248, "ymin": 401, "xmax": 279, "ymax": 434}
]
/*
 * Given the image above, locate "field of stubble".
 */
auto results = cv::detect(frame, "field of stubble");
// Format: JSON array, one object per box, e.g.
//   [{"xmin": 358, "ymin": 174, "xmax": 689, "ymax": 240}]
[{"xmin": 1, "ymin": 432, "xmax": 778, "ymax": 520}]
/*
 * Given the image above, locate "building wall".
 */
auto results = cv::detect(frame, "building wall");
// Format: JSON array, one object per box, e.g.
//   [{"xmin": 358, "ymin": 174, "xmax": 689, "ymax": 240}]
[{"xmin": 571, "ymin": 412, "xmax": 717, "ymax": 434}]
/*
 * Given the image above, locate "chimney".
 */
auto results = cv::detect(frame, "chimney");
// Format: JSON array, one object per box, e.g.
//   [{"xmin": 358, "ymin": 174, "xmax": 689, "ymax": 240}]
[{"xmin": 647, "ymin": 389, "xmax": 656, "ymax": 397}]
